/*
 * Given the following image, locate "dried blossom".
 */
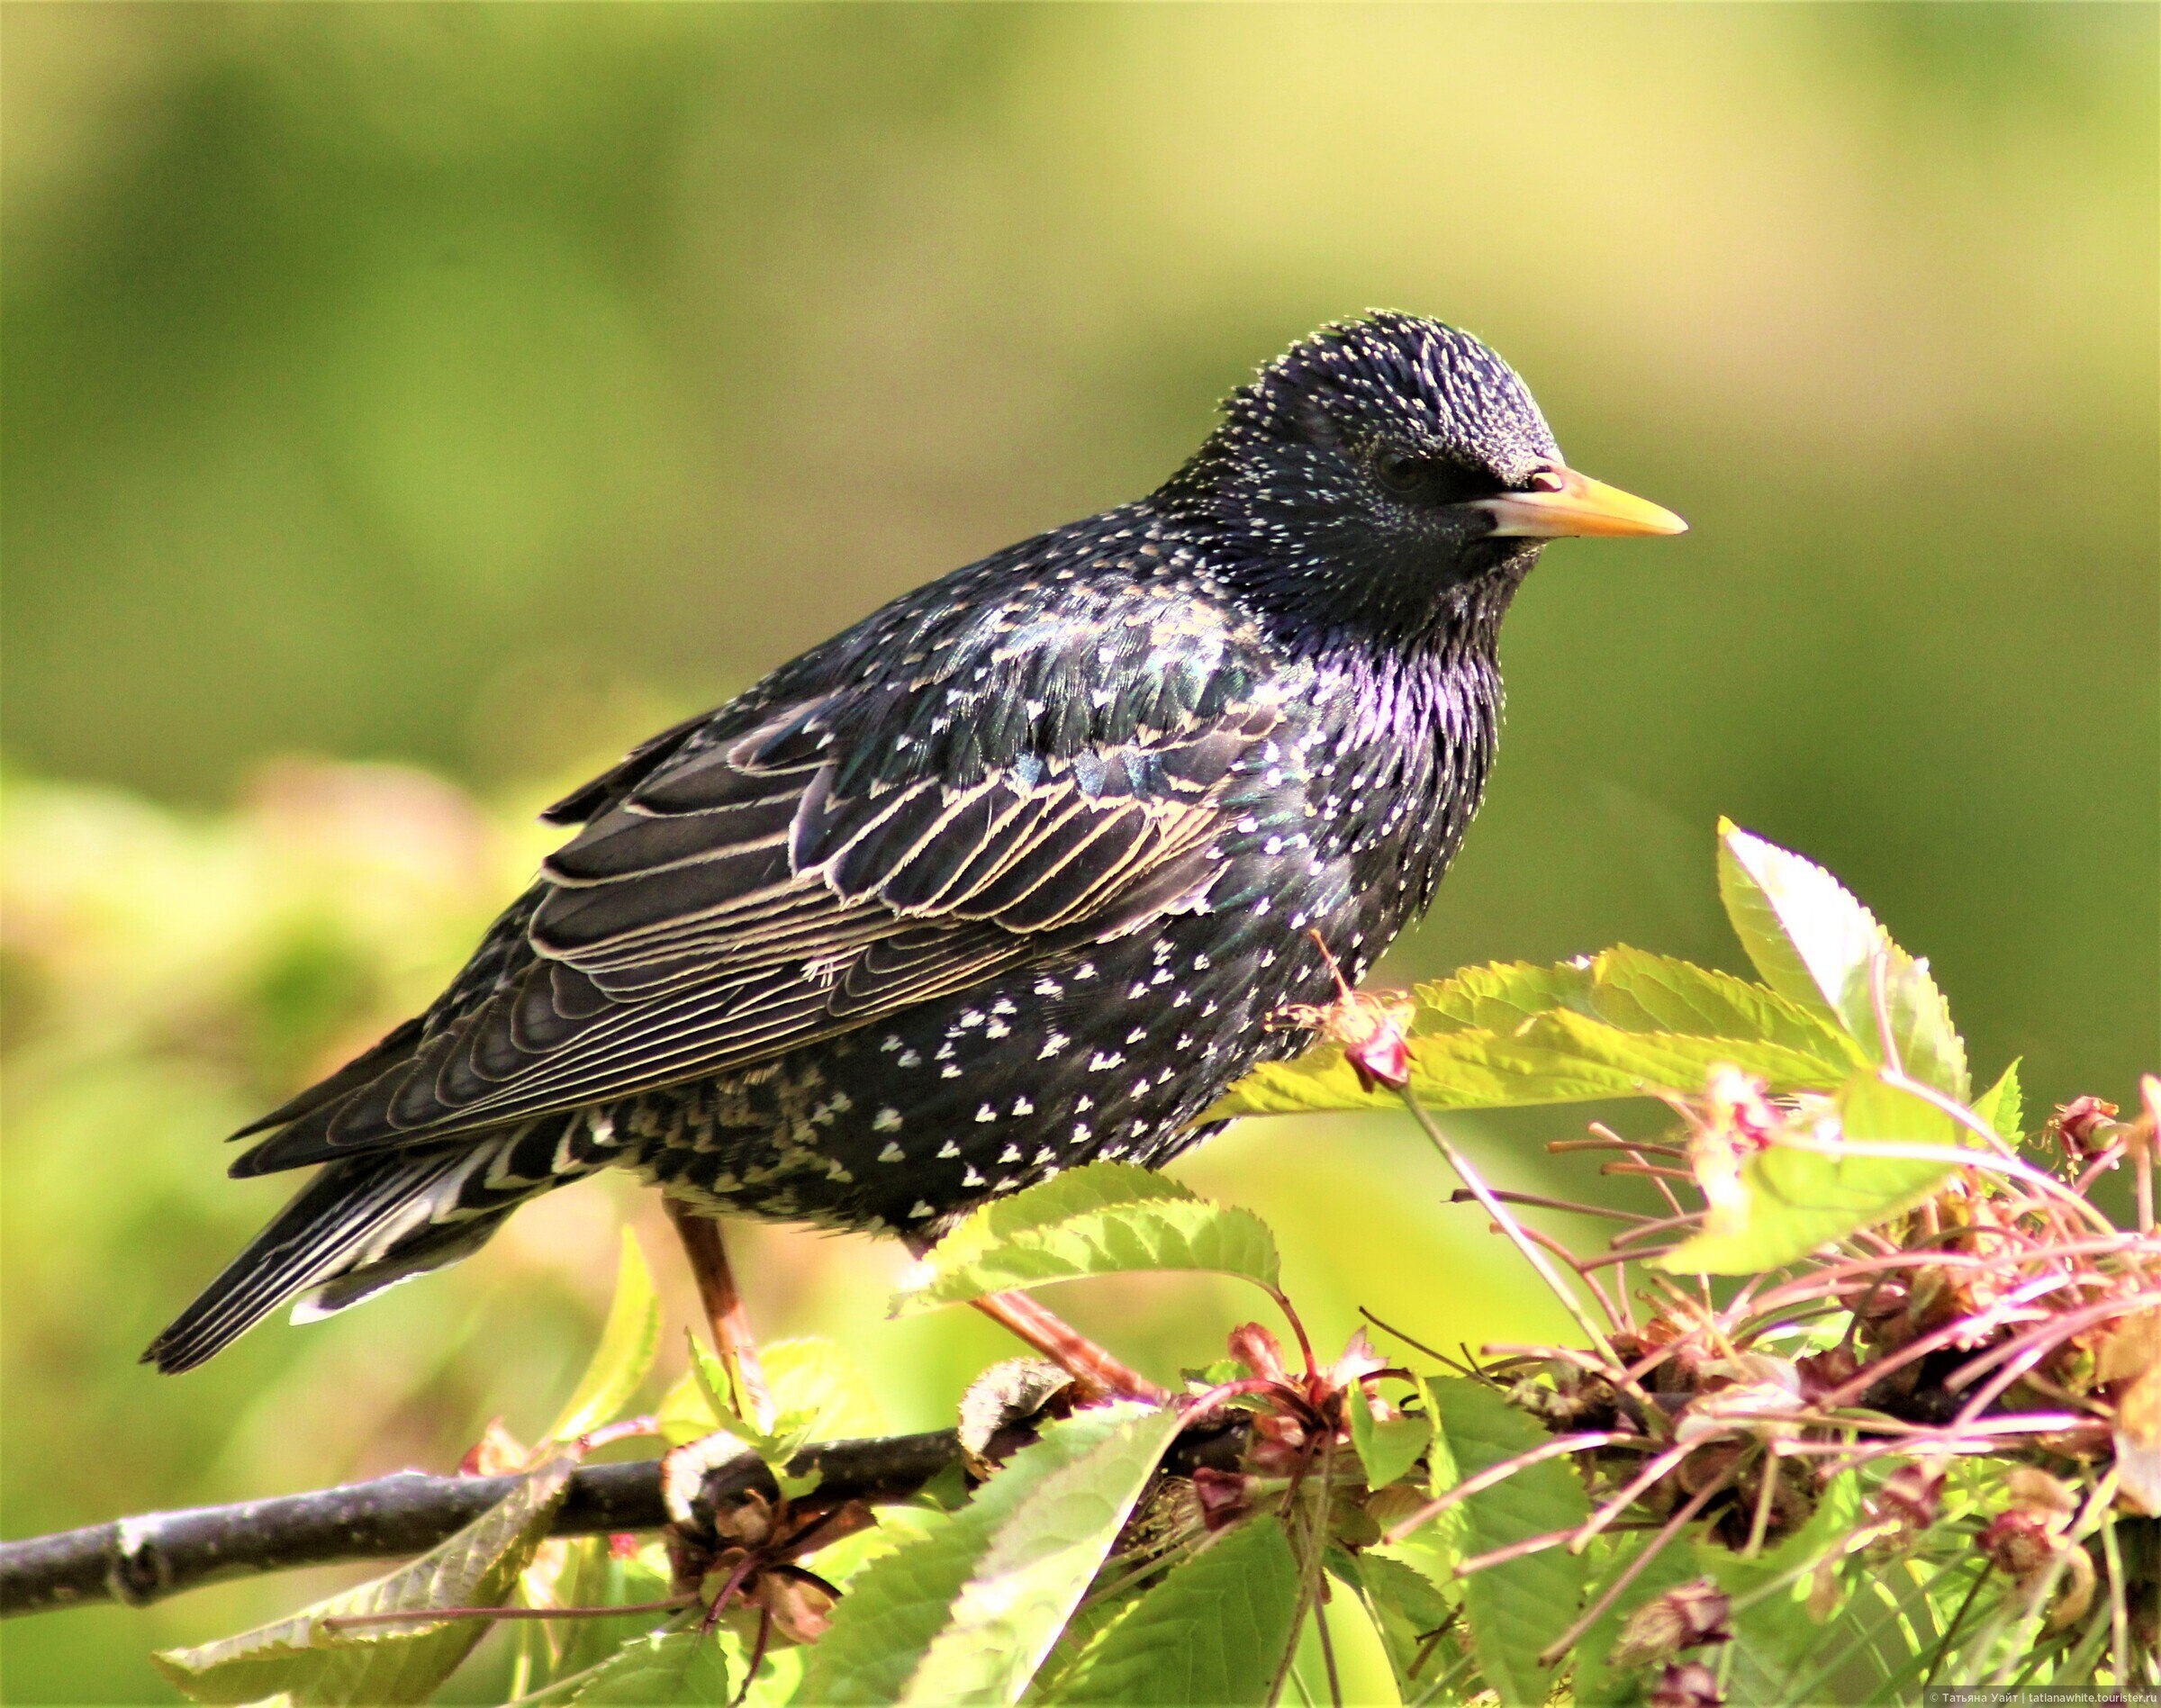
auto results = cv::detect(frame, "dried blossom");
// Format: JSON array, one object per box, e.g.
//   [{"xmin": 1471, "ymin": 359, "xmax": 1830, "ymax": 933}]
[
  {"xmin": 1608, "ymin": 1578, "xmax": 1732, "ymax": 1668},
  {"xmin": 2047, "ymin": 1096, "xmax": 2120, "ymax": 1159},
  {"xmin": 1649, "ymin": 1659, "xmax": 1725, "ymax": 1708}
]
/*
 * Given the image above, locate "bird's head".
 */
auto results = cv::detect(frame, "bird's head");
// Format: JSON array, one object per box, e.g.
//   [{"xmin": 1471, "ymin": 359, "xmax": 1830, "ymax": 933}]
[{"xmin": 1159, "ymin": 312, "xmax": 1684, "ymax": 650}]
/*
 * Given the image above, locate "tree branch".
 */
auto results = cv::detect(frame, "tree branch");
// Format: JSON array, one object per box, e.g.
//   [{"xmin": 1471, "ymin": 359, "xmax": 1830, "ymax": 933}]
[{"xmin": 0, "ymin": 1430, "xmax": 962, "ymax": 1619}]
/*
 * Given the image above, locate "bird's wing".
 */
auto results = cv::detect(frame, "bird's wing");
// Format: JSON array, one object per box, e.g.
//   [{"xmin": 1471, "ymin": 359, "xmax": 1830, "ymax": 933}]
[{"xmin": 231, "ymin": 681, "xmax": 1278, "ymax": 1176}]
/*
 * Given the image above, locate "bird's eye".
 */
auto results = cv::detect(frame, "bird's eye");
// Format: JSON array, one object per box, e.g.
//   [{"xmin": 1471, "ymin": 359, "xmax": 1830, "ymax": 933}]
[
  {"xmin": 1373, "ymin": 450, "xmax": 1429, "ymax": 496},
  {"xmin": 1373, "ymin": 448, "xmax": 1494, "ymax": 506}
]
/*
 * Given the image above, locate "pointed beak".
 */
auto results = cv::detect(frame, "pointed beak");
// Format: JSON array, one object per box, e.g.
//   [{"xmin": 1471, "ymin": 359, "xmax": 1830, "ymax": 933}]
[{"xmin": 1472, "ymin": 468, "xmax": 1687, "ymax": 539}]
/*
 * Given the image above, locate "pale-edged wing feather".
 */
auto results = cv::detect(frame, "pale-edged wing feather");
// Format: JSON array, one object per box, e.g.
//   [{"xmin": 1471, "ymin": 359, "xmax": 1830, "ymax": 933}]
[{"xmin": 231, "ymin": 688, "xmax": 1270, "ymax": 1177}]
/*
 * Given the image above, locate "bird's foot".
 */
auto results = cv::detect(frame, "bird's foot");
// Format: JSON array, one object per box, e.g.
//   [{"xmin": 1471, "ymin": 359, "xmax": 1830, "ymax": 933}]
[{"xmin": 664, "ymin": 1198, "xmax": 774, "ymax": 1427}]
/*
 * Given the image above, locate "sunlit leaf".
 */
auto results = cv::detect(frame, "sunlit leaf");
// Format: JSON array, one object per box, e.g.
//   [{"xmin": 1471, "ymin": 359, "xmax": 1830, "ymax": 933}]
[
  {"xmin": 1701, "ymin": 1471, "xmax": 1866, "ymax": 1703},
  {"xmin": 1657, "ymin": 1072, "xmax": 1958, "ymax": 1273},
  {"xmin": 545, "ymin": 1227, "xmax": 660, "ymax": 1445},
  {"xmin": 763, "ymin": 1336, "xmax": 887, "ymax": 1442},
  {"xmin": 892, "ymin": 1163, "xmax": 1279, "ymax": 1315},
  {"xmin": 515, "ymin": 1624, "xmax": 729, "ymax": 1705},
  {"xmin": 1418, "ymin": 959, "xmax": 1596, "ymax": 1032},
  {"xmin": 904, "ymin": 1405, "xmax": 1189, "ymax": 1704},
  {"xmin": 1567, "ymin": 1532, "xmax": 1707, "ymax": 1708},
  {"xmin": 1213, "ymin": 1011, "xmax": 1841, "ymax": 1120},
  {"xmin": 1578, "ymin": 948, "xmax": 1859, "ymax": 1062},
  {"xmin": 535, "ymin": 1537, "xmax": 677, "ymax": 1689},
  {"xmin": 1416, "ymin": 1378, "xmax": 1589, "ymax": 1708},
  {"xmin": 1353, "ymin": 1550, "xmax": 1461, "ymax": 1699},
  {"xmin": 1718, "ymin": 821, "xmax": 1967, "ymax": 1098},
  {"xmin": 1039, "ymin": 1515, "xmax": 1300, "ymax": 1704},
  {"xmin": 1349, "ymin": 1382, "xmax": 1432, "ymax": 1492},
  {"xmin": 151, "ymin": 1460, "xmax": 574, "ymax": 1705},
  {"xmin": 801, "ymin": 1403, "xmax": 1180, "ymax": 1705},
  {"xmin": 1970, "ymin": 1058, "xmax": 2023, "ymax": 1143}
]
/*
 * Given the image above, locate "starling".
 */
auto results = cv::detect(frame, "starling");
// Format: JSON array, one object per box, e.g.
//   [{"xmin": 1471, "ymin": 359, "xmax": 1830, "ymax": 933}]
[{"xmin": 147, "ymin": 312, "xmax": 1683, "ymax": 1373}]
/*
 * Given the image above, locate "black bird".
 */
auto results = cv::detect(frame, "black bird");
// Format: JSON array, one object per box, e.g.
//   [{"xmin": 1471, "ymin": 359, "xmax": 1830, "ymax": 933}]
[{"xmin": 148, "ymin": 312, "xmax": 1683, "ymax": 1373}]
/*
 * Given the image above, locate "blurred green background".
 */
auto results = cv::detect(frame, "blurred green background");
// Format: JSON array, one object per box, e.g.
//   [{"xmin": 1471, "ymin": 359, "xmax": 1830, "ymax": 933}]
[{"xmin": 4, "ymin": 5, "xmax": 2154, "ymax": 1702}]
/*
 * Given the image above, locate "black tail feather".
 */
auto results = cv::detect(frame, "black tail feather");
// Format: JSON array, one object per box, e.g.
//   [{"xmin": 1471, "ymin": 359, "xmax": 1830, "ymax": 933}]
[{"xmin": 145, "ymin": 1146, "xmax": 509, "ymax": 1373}]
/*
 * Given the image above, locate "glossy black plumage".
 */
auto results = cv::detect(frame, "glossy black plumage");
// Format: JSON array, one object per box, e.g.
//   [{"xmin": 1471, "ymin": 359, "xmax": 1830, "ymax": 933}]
[{"xmin": 149, "ymin": 312, "xmax": 1662, "ymax": 1372}]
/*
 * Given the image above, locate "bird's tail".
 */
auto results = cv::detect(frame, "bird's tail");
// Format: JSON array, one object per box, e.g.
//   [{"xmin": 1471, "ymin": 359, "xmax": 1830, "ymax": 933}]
[{"xmin": 144, "ymin": 1116, "xmax": 586, "ymax": 1374}]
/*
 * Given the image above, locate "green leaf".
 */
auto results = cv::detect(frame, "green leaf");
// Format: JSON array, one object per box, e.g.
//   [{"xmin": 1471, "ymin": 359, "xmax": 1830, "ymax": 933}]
[
  {"xmin": 654, "ymin": 1368, "xmax": 721, "ymax": 1450},
  {"xmin": 1718, "ymin": 821, "xmax": 1967, "ymax": 1098},
  {"xmin": 1971, "ymin": 1059, "xmax": 2023, "ymax": 1143},
  {"xmin": 1348, "ymin": 1381, "xmax": 1432, "ymax": 1492},
  {"xmin": 1579, "ymin": 948, "xmax": 1860, "ymax": 1062},
  {"xmin": 1418, "ymin": 1378, "xmax": 1590, "ymax": 1707},
  {"xmin": 663, "ymin": 1333, "xmax": 888, "ymax": 1452},
  {"xmin": 536, "ymin": 1538, "xmax": 678, "ymax": 1688},
  {"xmin": 1568, "ymin": 1532, "xmax": 1708, "ymax": 1708},
  {"xmin": 152, "ymin": 1460, "xmax": 574, "ymax": 1705},
  {"xmin": 532, "ymin": 1624, "xmax": 730, "ymax": 1705},
  {"xmin": 681, "ymin": 1331, "xmax": 763, "ymax": 1450},
  {"xmin": 1216, "ymin": 1010, "xmax": 1841, "ymax": 1119},
  {"xmin": 1421, "ymin": 952, "xmax": 1850, "ymax": 1062},
  {"xmin": 1353, "ymin": 1551, "xmax": 1462, "ymax": 1700},
  {"xmin": 1210, "ymin": 937, "xmax": 1863, "ymax": 1123},
  {"xmin": 546, "ymin": 1227, "xmax": 661, "ymax": 1444},
  {"xmin": 1419, "ymin": 959, "xmax": 1597, "ymax": 1031},
  {"xmin": 1038, "ymin": 1516, "xmax": 1300, "ymax": 1704},
  {"xmin": 763, "ymin": 1335, "xmax": 887, "ymax": 1441},
  {"xmin": 800, "ymin": 1402, "xmax": 1182, "ymax": 1706},
  {"xmin": 1700, "ymin": 1470, "xmax": 1866, "ymax": 1704},
  {"xmin": 1657, "ymin": 1071, "xmax": 1959, "ymax": 1273},
  {"xmin": 893, "ymin": 1163, "xmax": 1279, "ymax": 1315}
]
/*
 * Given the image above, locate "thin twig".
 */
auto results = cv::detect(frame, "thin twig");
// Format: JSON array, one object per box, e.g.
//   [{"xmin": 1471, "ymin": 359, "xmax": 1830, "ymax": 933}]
[
  {"xmin": 1379, "ymin": 1432, "xmax": 1634, "ymax": 1546},
  {"xmin": 323, "ymin": 1594, "xmax": 695, "ymax": 1631},
  {"xmin": 1449, "ymin": 1188, "xmax": 1656, "ymax": 1226},
  {"xmin": 1536, "ymin": 1465, "xmax": 1738, "ymax": 1667},
  {"xmin": 1399, "ymin": 1088, "xmax": 1661, "ymax": 1430},
  {"xmin": 0, "ymin": 1432, "xmax": 963, "ymax": 1616}
]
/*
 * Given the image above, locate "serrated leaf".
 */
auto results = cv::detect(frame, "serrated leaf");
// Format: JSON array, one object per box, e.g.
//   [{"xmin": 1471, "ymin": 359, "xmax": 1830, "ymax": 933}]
[
  {"xmin": 681, "ymin": 1331, "xmax": 764, "ymax": 1451},
  {"xmin": 153, "ymin": 1460, "xmax": 574, "ymax": 1705},
  {"xmin": 764, "ymin": 1336, "xmax": 886, "ymax": 1442},
  {"xmin": 1214, "ymin": 1012, "xmax": 1841, "ymax": 1120},
  {"xmin": 1581, "ymin": 948, "xmax": 1860, "ymax": 1063},
  {"xmin": 1419, "ymin": 959, "xmax": 1598, "ymax": 1032},
  {"xmin": 1567, "ymin": 1532, "xmax": 1707, "ymax": 1708},
  {"xmin": 1349, "ymin": 1382, "xmax": 1432, "ymax": 1492},
  {"xmin": 1657, "ymin": 1072, "xmax": 1958, "ymax": 1273},
  {"xmin": 655, "ymin": 1369, "xmax": 721, "ymax": 1450},
  {"xmin": 893, "ymin": 1163, "xmax": 1279, "ymax": 1315},
  {"xmin": 906, "ymin": 1405, "xmax": 1189, "ymax": 1704},
  {"xmin": 1718, "ymin": 821, "xmax": 1967, "ymax": 1098},
  {"xmin": 801, "ymin": 1403, "xmax": 1180, "ymax": 1705},
  {"xmin": 1039, "ymin": 1516, "xmax": 1300, "ymax": 1704},
  {"xmin": 1354, "ymin": 1550, "xmax": 1461, "ymax": 1699},
  {"xmin": 547, "ymin": 1227, "xmax": 661, "ymax": 1444},
  {"xmin": 1212, "ymin": 938, "xmax": 1862, "ymax": 1123},
  {"xmin": 533, "ymin": 1624, "xmax": 729, "ymax": 1704},
  {"xmin": 1700, "ymin": 1470, "xmax": 1866, "ymax": 1702},
  {"xmin": 1420, "ymin": 1378, "xmax": 1590, "ymax": 1707},
  {"xmin": 1971, "ymin": 1059, "xmax": 2023, "ymax": 1143},
  {"xmin": 537, "ymin": 1538, "xmax": 678, "ymax": 1688}
]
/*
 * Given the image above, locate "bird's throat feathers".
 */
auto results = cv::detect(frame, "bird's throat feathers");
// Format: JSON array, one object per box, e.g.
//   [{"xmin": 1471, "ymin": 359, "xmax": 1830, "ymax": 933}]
[{"xmin": 1151, "ymin": 472, "xmax": 1542, "ymax": 666}]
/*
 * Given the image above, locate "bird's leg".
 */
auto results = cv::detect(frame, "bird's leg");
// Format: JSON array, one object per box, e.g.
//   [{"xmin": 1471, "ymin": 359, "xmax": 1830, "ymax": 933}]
[
  {"xmin": 664, "ymin": 1198, "xmax": 774, "ymax": 1430},
  {"xmin": 969, "ymin": 1288, "xmax": 1167, "ymax": 1403}
]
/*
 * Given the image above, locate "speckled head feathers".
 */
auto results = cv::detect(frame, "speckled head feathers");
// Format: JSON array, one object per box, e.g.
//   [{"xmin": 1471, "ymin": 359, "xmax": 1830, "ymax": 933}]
[
  {"xmin": 1155, "ymin": 313, "xmax": 1569, "ymax": 646},
  {"xmin": 1228, "ymin": 312, "xmax": 1560, "ymax": 484}
]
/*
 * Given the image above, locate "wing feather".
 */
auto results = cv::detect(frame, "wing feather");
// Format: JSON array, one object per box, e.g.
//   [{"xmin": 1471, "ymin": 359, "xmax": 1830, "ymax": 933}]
[{"xmin": 231, "ymin": 667, "xmax": 1277, "ymax": 1178}]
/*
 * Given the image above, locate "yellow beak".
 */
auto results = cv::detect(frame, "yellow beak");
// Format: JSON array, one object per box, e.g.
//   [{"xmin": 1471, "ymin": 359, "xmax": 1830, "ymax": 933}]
[{"xmin": 1472, "ymin": 468, "xmax": 1686, "ymax": 539}]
